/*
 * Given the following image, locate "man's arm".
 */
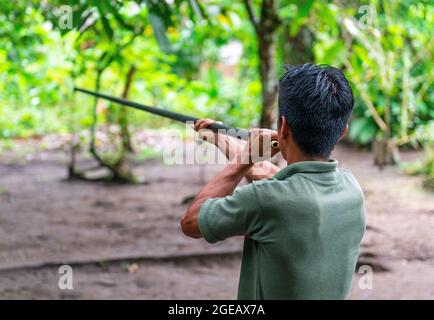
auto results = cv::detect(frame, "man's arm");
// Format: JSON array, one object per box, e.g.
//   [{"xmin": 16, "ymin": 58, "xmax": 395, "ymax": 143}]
[
  {"xmin": 180, "ymin": 155, "xmax": 252, "ymax": 238},
  {"xmin": 193, "ymin": 119, "xmax": 280, "ymax": 181},
  {"xmin": 245, "ymin": 160, "xmax": 280, "ymax": 181},
  {"xmin": 181, "ymin": 128, "xmax": 279, "ymax": 239}
]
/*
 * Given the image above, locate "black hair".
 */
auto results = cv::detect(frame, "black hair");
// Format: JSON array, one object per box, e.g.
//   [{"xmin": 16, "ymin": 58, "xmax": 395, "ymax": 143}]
[{"xmin": 278, "ymin": 63, "xmax": 354, "ymax": 157}]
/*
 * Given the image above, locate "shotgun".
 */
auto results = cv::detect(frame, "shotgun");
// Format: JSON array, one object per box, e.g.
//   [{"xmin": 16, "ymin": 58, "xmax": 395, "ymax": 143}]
[{"xmin": 74, "ymin": 87, "xmax": 279, "ymax": 148}]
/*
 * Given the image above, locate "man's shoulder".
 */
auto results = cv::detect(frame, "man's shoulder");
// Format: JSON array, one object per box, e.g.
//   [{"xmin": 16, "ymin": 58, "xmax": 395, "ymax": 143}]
[
  {"xmin": 250, "ymin": 176, "xmax": 290, "ymax": 189},
  {"xmin": 248, "ymin": 167, "xmax": 364, "ymax": 202},
  {"xmin": 245, "ymin": 176, "xmax": 303, "ymax": 200},
  {"xmin": 250, "ymin": 173, "xmax": 308, "ymax": 189},
  {"xmin": 338, "ymin": 168, "xmax": 364, "ymax": 192}
]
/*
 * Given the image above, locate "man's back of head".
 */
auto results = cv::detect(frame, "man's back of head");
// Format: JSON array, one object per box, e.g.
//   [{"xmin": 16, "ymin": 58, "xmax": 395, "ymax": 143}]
[{"xmin": 278, "ymin": 63, "xmax": 355, "ymax": 158}]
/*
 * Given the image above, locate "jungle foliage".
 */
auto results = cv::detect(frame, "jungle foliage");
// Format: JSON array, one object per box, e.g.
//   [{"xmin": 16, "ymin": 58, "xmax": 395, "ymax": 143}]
[{"xmin": 0, "ymin": 0, "xmax": 432, "ymax": 182}]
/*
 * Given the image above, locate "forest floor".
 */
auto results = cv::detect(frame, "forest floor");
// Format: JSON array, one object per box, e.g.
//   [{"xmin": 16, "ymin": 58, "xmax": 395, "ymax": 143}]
[{"xmin": 0, "ymin": 134, "xmax": 433, "ymax": 299}]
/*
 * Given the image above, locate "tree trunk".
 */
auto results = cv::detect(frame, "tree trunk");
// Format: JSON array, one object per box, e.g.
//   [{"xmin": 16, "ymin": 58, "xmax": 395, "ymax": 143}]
[
  {"xmin": 90, "ymin": 69, "xmax": 102, "ymax": 158},
  {"xmin": 258, "ymin": 29, "xmax": 279, "ymax": 128},
  {"xmin": 67, "ymin": 74, "xmax": 78, "ymax": 179},
  {"xmin": 373, "ymin": 95, "xmax": 399, "ymax": 167},
  {"xmin": 109, "ymin": 65, "xmax": 138, "ymax": 183},
  {"xmin": 119, "ymin": 65, "xmax": 136, "ymax": 152},
  {"xmin": 244, "ymin": 0, "xmax": 281, "ymax": 129},
  {"xmin": 87, "ymin": 68, "xmax": 136, "ymax": 183},
  {"xmin": 281, "ymin": 24, "xmax": 314, "ymax": 66}
]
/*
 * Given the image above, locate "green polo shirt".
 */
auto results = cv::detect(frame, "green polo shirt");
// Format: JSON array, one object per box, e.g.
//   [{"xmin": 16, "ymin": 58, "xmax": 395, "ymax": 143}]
[{"xmin": 198, "ymin": 159, "xmax": 365, "ymax": 300}]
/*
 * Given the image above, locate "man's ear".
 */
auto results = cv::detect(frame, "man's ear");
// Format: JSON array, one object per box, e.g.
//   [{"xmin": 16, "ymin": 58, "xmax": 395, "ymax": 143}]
[
  {"xmin": 339, "ymin": 124, "xmax": 349, "ymax": 141},
  {"xmin": 279, "ymin": 116, "xmax": 290, "ymax": 139}
]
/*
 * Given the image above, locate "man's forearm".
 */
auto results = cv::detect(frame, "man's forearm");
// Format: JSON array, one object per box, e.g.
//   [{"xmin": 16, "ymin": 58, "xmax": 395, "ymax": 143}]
[
  {"xmin": 181, "ymin": 157, "xmax": 253, "ymax": 238},
  {"xmin": 245, "ymin": 161, "xmax": 280, "ymax": 181},
  {"xmin": 213, "ymin": 135, "xmax": 279, "ymax": 181},
  {"xmin": 197, "ymin": 157, "xmax": 252, "ymax": 200},
  {"xmin": 182, "ymin": 127, "xmax": 281, "ymax": 238}
]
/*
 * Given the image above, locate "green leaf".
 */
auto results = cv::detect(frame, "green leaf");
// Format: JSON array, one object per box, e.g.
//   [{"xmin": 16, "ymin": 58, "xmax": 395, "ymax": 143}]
[
  {"xmin": 349, "ymin": 118, "xmax": 365, "ymax": 139},
  {"xmin": 148, "ymin": 12, "xmax": 171, "ymax": 53},
  {"xmin": 358, "ymin": 122, "xmax": 377, "ymax": 144},
  {"xmin": 349, "ymin": 117, "xmax": 377, "ymax": 144}
]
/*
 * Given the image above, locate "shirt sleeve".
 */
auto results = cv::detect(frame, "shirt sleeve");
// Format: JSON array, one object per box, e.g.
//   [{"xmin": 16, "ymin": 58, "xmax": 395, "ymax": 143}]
[{"xmin": 198, "ymin": 183, "xmax": 263, "ymax": 244}]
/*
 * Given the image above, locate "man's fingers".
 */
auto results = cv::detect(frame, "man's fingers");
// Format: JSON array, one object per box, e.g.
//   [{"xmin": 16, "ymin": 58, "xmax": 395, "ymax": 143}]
[
  {"xmin": 198, "ymin": 129, "xmax": 215, "ymax": 141},
  {"xmin": 194, "ymin": 118, "xmax": 215, "ymax": 131},
  {"xmin": 201, "ymin": 119, "xmax": 215, "ymax": 129},
  {"xmin": 194, "ymin": 119, "xmax": 217, "ymax": 145},
  {"xmin": 193, "ymin": 119, "xmax": 205, "ymax": 131},
  {"xmin": 248, "ymin": 129, "xmax": 277, "ymax": 141},
  {"xmin": 244, "ymin": 129, "xmax": 280, "ymax": 162}
]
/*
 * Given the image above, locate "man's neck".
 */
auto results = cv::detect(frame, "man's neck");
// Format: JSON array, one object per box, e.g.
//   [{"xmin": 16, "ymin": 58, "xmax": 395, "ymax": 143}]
[{"xmin": 285, "ymin": 148, "xmax": 328, "ymax": 166}]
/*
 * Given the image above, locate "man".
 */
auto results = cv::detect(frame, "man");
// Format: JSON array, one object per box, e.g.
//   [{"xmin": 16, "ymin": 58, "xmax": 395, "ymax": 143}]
[{"xmin": 180, "ymin": 64, "xmax": 365, "ymax": 299}]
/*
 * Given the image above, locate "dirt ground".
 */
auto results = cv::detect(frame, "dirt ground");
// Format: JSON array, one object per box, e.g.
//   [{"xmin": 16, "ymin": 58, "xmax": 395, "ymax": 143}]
[{"xmin": 0, "ymin": 137, "xmax": 433, "ymax": 300}]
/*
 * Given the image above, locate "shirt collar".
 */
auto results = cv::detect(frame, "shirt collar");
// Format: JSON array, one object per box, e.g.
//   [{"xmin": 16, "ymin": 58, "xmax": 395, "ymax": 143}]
[{"xmin": 273, "ymin": 159, "xmax": 338, "ymax": 180}]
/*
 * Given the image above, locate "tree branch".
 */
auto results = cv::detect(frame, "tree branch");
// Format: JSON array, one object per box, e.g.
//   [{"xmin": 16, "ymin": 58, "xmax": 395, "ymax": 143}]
[
  {"xmin": 243, "ymin": 0, "xmax": 259, "ymax": 33},
  {"xmin": 260, "ymin": 0, "xmax": 281, "ymax": 31}
]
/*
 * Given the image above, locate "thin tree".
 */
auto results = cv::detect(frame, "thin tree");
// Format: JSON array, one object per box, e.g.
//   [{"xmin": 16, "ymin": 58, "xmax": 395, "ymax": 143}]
[{"xmin": 244, "ymin": 0, "xmax": 281, "ymax": 128}]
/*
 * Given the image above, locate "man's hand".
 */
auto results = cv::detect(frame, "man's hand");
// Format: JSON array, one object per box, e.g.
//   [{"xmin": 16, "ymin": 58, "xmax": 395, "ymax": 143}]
[
  {"xmin": 194, "ymin": 118, "xmax": 242, "ymax": 161},
  {"xmin": 194, "ymin": 119, "xmax": 281, "ymax": 164},
  {"xmin": 194, "ymin": 118, "xmax": 219, "ymax": 143},
  {"xmin": 193, "ymin": 119, "xmax": 281, "ymax": 181},
  {"xmin": 181, "ymin": 121, "xmax": 282, "ymax": 239},
  {"xmin": 241, "ymin": 129, "xmax": 280, "ymax": 165}
]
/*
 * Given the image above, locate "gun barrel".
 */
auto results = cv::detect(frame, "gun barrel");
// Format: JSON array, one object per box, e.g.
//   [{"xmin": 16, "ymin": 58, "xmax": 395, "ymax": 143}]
[{"xmin": 74, "ymin": 87, "xmax": 249, "ymax": 140}]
